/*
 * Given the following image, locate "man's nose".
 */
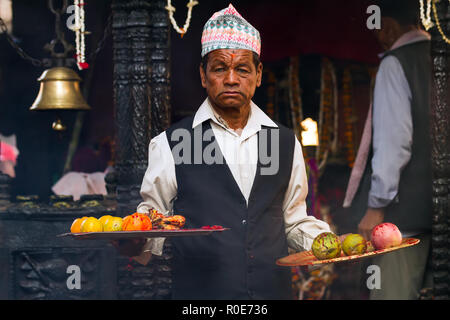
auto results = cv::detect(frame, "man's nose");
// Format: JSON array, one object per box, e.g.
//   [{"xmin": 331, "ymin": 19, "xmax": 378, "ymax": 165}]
[{"xmin": 224, "ymin": 69, "xmax": 239, "ymax": 86}]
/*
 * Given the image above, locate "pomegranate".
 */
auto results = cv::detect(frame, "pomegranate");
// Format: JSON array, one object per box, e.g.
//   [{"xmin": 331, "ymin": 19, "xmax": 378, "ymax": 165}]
[{"xmin": 371, "ymin": 222, "xmax": 402, "ymax": 250}]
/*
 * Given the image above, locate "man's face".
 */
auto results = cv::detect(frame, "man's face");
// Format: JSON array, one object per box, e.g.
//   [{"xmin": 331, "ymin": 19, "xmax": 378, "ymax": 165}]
[{"xmin": 200, "ymin": 49, "xmax": 262, "ymax": 110}]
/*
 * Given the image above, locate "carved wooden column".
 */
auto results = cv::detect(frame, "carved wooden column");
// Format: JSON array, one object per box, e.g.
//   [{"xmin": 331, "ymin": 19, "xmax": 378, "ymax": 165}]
[
  {"xmin": 112, "ymin": 0, "xmax": 152, "ymax": 217},
  {"xmin": 149, "ymin": 0, "xmax": 171, "ymax": 138},
  {"xmin": 430, "ymin": 0, "xmax": 450, "ymax": 300},
  {"xmin": 111, "ymin": 0, "xmax": 172, "ymax": 300}
]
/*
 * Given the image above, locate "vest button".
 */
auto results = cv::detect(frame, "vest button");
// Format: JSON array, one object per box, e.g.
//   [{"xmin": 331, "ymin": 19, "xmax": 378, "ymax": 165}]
[{"xmin": 242, "ymin": 219, "xmax": 247, "ymax": 225}]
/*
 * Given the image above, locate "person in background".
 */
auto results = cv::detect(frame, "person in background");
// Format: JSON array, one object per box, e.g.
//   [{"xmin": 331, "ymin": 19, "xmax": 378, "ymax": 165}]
[
  {"xmin": 51, "ymin": 138, "xmax": 113, "ymax": 201},
  {"xmin": 343, "ymin": 0, "xmax": 433, "ymax": 299}
]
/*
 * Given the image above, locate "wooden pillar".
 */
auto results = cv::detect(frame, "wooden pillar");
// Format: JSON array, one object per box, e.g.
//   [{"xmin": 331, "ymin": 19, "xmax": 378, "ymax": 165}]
[
  {"xmin": 149, "ymin": 0, "xmax": 171, "ymax": 138},
  {"xmin": 111, "ymin": 0, "xmax": 171, "ymax": 217},
  {"xmin": 111, "ymin": 0, "xmax": 172, "ymax": 300},
  {"xmin": 430, "ymin": 0, "xmax": 450, "ymax": 300}
]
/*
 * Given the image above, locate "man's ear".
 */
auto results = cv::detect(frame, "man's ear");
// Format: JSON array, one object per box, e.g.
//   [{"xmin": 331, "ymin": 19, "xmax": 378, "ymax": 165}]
[
  {"xmin": 199, "ymin": 65, "xmax": 207, "ymax": 88},
  {"xmin": 256, "ymin": 62, "xmax": 263, "ymax": 87}
]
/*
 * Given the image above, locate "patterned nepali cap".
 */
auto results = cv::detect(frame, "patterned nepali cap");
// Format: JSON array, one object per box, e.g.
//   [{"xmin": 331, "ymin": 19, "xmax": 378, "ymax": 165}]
[{"xmin": 201, "ymin": 4, "xmax": 261, "ymax": 57}]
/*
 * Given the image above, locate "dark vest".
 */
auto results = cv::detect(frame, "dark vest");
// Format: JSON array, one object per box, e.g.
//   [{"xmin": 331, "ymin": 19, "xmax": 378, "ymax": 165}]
[
  {"xmin": 166, "ymin": 116, "xmax": 295, "ymax": 299},
  {"xmin": 351, "ymin": 40, "xmax": 432, "ymax": 233}
]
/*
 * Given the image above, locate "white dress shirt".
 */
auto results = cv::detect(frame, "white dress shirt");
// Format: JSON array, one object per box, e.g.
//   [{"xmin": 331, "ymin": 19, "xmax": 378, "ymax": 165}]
[{"xmin": 134, "ymin": 98, "xmax": 331, "ymax": 264}]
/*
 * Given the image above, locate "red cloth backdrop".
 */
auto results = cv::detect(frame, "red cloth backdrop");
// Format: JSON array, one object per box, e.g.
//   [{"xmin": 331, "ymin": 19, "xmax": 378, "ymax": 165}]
[{"xmin": 241, "ymin": 0, "xmax": 382, "ymax": 64}]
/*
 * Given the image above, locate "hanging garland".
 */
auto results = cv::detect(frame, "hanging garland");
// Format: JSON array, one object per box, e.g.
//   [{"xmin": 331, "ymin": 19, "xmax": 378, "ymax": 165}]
[
  {"xmin": 431, "ymin": 0, "xmax": 450, "ymax": 44},
  {"xmin": 288, "ymin": 56, "xmax": 304, "ymax": 140},
  {"xmin": 73, "ymin": 0, "xmax": 89, "ymax": 70},
  {"xmin": 291, "ymin": 264, "xmax": 337, "ymax": 300},
  {"xmin": 341, "ymin": 68, "xmax": 357, "ymax": 168},
  {"xmin": 419, "ymin": 0, "xmax": 434, "ymax": 30},
  {"xmin": 316, "ymin": 57, "xmax": 338, "ymax": 173},
  {"xmin": 165, "ymin": 0, "xmax": 199, "ymax": 38},
  {"xmin": 420, "ymin": 0, "xmax": 450, "ymax": 44}
]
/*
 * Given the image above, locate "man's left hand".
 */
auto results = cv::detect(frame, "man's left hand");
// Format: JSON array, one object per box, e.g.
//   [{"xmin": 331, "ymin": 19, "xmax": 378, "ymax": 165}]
[{"xmin": 358, "ymin": 208, "xmax": 385, "ymax": 240}]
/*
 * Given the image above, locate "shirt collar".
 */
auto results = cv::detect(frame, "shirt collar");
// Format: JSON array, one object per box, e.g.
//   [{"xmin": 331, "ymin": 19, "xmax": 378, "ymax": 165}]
[
  {"xmin": 192, "ymin": 98, "xmax": 278, "ymax": 132},
  {"xmin": 378, "ymin": 29, "xmax": 431, "ymax": 59}
]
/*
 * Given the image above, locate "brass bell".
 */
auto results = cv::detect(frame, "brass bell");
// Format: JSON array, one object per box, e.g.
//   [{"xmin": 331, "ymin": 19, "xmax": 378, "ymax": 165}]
[
  {"xmin": 52, "ymin": 118, "xmax": 67, "ymax": 131},
  {"xmin": 29, "ymin": 67, "xmax": 90, "ymax": 111}
]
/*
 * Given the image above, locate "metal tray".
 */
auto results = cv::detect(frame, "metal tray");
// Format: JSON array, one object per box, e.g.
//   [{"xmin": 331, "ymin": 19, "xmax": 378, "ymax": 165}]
[{"xmin": 58, "ymin": 228, "xmax": 229, "ymax": 240}]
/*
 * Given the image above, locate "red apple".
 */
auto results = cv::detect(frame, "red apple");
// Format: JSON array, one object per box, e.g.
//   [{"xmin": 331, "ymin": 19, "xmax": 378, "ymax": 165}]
[{"xmin": 371, "ymin": 222, "xmax": 402, "ymax": 250}]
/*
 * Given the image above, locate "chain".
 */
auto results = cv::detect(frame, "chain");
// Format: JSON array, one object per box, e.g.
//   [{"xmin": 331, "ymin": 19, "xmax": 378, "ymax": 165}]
[
  {"xmin": 0, "ymin": 10, "xmax": 111, "ymax": 69},
  {"xmin": 46, "ymin": 0, "xmax": 74, "ymax": 59},
  {"xmin": 88, "ymin": 13, "xmax": 112, "ymax": 62},
  {"xmin": 0, "ymin": 17, "xmax": 44, "ymax": 67}
]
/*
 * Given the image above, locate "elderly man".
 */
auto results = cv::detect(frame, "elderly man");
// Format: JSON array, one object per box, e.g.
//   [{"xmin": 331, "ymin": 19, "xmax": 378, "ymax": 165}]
[{"xmin": 117, "ymin": 4, "xmax": 332, "ymax": 300}]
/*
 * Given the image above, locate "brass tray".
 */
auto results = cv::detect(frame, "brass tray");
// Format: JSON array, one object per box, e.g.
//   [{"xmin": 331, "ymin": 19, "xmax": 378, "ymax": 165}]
[
  {"xmin": 276, "ymin": 238, "xmax": 420, "ymax": 267},
  {"xmin": 58, "ymin": 227, "xmax": 229, "ymax": 240}
]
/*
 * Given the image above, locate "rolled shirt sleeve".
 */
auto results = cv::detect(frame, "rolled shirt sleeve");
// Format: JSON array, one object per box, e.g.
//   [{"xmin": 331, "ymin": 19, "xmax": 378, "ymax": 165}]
[
  {"xmin": 283, "ymin": 138, "xmax": 331, "ymax": 251},
  {"xmin": 133, "ymin": 132, "xmax": 177, "ymax": 265},
  {"xmin": 369, "ymin": 55, "xmax": 413, "ymax": 208}
]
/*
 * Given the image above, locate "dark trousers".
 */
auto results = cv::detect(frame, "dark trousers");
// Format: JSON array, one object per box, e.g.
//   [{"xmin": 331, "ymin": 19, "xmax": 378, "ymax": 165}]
[{"xmin": 369, "ymin": 233, "xmax": 432, "ymax": 300}]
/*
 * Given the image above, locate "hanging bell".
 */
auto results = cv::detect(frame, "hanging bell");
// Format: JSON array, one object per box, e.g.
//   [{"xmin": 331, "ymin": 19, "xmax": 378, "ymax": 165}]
[
  {"xmin": 29, "ymin": 67, "xmax": 90, "ymax": 111},
  {"xmin": 52, "ymin": 118, "xmax": 67, "ymax": 131}
]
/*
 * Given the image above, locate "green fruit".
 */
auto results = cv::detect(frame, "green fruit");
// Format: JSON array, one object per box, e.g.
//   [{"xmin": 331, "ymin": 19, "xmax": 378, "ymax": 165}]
[
  {"xmin": 311, "ymin": 232, "xmax": 342, "ymax": 260},
  {"xmin": 342, "ymin": 234, "xmax": 367, "ymax": 256}
]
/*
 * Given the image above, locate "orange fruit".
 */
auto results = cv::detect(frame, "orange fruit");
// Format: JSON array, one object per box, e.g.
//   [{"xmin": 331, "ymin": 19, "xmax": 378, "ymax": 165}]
[
  {"xmin": 122, "ymin": 213, "xmax": 152, "ymax": 231},
  {"xmin": 70, "ymin": 216, "xmax": 88, "ymax": 233},
  {"xmin": 99, "ymin": 215, "xmax": 113, "ymax": 228},
  {"xmin": 80, "ymin": 217, "xmax": 103, "ymax": 232},
  {"xmin": 104, "ymin": 217, "xmax": 123, "ymax": 231}
]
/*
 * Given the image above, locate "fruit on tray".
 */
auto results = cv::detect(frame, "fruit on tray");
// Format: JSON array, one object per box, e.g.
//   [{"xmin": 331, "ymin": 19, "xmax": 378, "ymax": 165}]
[
  {"xmin": 371, "ymin": 222, "xmax": 402, "ymax": 250},
  {"xmin": 342, "ymin": 234, "xmax": 367, "ymax": 256},
  {"xmin": 99, "ymin": 215, "xmax": 113, "ymax": 228},
  {"xmin": 104, "ymin": 216, "xmax": 123, "ymax": 231},
  {"xmin": 366, "ymin": 241, "xmax": 375, "ymax": 252},
  {"xmin": 69, "ymin": 209, "xmax": 186, "ymax": 233},
  {"xmin": 80, "ymin": 217, "xmax": 103, "ymax": 233},
  {"xmin": 70, "ymin": 216, "xmax": 88, "ymax": 233},
  {"xmin": 311, "ymin": 232, "xmax": 342, "ymax": 260},
  {"xmin": 122, "ymin": 212, "xmax": 152, "ymax": 231}
]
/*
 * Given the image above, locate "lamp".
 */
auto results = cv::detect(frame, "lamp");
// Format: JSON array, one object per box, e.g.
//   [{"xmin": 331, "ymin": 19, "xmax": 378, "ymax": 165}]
[{"xmin": 300, "ymin": 118, "xmax": 319, "ymax": 147}]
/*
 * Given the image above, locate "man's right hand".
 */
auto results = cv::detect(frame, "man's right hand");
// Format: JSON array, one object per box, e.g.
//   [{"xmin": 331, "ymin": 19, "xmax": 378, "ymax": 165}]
[{"xmin": 111, "ymin": 238, "xmax": 147, "ymax": 257}]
